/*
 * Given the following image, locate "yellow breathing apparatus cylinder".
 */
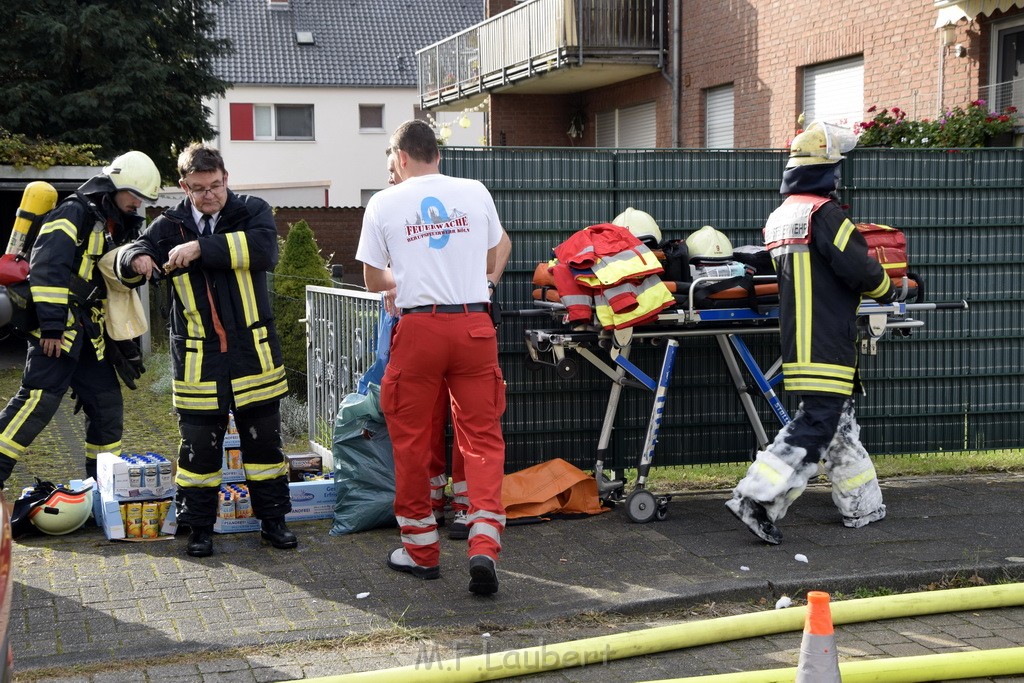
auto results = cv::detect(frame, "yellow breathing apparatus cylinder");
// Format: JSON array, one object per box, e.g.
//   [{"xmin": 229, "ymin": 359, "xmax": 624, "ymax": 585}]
[{"xmin": 8, "ymin": 181, "xmax": 58, "ymax": 257}]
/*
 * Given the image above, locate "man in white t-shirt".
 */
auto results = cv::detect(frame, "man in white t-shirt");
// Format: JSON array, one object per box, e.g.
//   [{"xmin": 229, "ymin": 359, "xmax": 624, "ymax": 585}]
[{"xmin": 356, "ymin": 119, "xmax": 511, "ymax": 595}]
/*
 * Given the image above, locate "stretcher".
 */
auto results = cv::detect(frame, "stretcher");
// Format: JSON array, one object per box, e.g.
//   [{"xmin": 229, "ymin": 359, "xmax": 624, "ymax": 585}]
[{"xmin": 517, "ymin": 275, "xmax": 968, "ymax": 523}]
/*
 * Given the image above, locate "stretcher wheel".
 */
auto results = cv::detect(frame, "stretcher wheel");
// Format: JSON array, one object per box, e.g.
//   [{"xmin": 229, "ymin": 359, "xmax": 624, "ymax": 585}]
[
  {"xmin": 625, "ymin": 489, "xmax": 657, "ymax": 524},
  {"xmin": 655, "ymin": 505, "xmax": 669, "ymax": 521},
  {"xmin": 556, "ymin": 357, "xmax": 578, "ymax": 379}
]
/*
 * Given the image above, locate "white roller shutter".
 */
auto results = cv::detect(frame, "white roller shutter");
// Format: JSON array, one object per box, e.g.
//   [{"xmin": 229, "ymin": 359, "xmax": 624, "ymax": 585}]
[
  {"xmin": 618, "ymin": 102, "xmax": 656, "ymax": 147},
  {"xmin": 595, "ymin": 110, "xmax": 616, "ymax": 146},
  {"xmin": 803, "ymin": 57, "xmax": 864, "ymax": 127},
  {"xmin": 705, "ymin": 85, "xmax": 735, "ymax": 148},
  {"xmin": 595, "ymin": 103, "xmax": 657, "ymax": 147}
]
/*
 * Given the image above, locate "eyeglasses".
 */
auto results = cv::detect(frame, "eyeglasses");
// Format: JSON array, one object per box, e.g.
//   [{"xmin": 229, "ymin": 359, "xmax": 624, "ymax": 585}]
[
  {"xmin": 184, "ymin": 182, "xmax": 226, "ymax": 197},
  {"xmin": 385, "ymin": 146, "xmax": 397, "ymax": 156}
]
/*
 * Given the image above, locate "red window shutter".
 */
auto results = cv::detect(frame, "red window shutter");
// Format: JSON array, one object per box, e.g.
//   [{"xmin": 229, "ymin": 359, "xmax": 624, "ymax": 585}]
[{"xmin": 230, "ymin": 103, "xmax": 254, "ymax": 141}]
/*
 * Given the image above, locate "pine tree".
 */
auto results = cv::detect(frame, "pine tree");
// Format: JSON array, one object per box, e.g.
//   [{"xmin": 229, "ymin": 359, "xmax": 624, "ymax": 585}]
[
  {"xmin": 0, "ymin": 0, "xmax": 231, "ymax": 179},
  {"xmin": 273, "ymin": 220, "xmax": 332, "ymax": 401}
]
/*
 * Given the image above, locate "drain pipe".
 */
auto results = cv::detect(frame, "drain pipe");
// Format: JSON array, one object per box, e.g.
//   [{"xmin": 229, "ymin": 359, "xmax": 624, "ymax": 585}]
[
  {"xmin": 648, "ymin": 646, "xmax": 1024, "ymax": 682},
  {"xmin": 672, "ymin": 0, "xmax": 681, "ymax": 147},
  {"xmin": 293, "ymin": 583, "xmax": 1024, "ymax": 683}
]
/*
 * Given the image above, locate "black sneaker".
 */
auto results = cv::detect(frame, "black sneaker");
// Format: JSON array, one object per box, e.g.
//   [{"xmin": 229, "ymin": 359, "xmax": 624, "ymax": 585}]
[
  {"xmin": 448, "ymin": 509, "xmax": 469, "ymax": 540},
  {"xmin": 725, "ymin": 497, "xmax": 782, "ymax": 545},
  {"xmin": 386, "ymin": 548, "xmax": 440, "ymax": 580},
  {"xmin": 468, "ymin": 555, "xmax": 498, "ymax": 595}
]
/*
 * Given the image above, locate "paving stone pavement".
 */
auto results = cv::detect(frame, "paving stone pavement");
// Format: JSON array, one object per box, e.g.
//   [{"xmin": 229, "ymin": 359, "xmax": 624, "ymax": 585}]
[{"xmin": 10, "ymin": 473, "xmax": 1024, "ymax": 682}]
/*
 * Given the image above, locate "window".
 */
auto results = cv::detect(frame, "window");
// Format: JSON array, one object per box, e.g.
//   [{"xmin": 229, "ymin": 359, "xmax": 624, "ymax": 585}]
[
  {"xmin": 594, "ymin": 102, "xmax": 657, "ymax": 147},
  {"xmin": 360, "ymin": 189, "xmax": 382, "ymax": 206},
  {"xmin": 230, "ymin": 103, "xmax": 314, "ymax": 141},
  {"xmin": 990, "ymin": 16, "xmax": 1024, "ymax": 113},
  {"xmin": 359, "ymin": 105, "xmax": 385, "ymax": 131},
  {"xmin": 802, "ymin": 57, "xmax": 864, "ymax": 127},
  {"xmin": 705, "ymin": 85, "xmax": 735, "ymax": 149}
]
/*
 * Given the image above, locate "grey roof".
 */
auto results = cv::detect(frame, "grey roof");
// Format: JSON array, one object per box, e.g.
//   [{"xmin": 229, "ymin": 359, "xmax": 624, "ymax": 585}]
[{"xmin": 211, "ymin": 0, "xmax": 484, "ymax": 87}]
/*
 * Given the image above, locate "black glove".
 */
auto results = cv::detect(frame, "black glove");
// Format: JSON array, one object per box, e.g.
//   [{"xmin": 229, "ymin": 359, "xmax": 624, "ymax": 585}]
[
  {"xmin": 69, "ymin": 388, "xmax": 84, "ymax": 415},
  {"xmin": 105, "ymin": 336, "xmax": 145, "ymax": 390}
]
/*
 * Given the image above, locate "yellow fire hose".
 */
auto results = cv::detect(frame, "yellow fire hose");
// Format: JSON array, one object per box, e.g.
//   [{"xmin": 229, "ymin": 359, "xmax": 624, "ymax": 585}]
[
  {"xmin": 647, "ymin": 646, "xmax": 1024, "ymax": 682},
  {"xmin": 290, "ymin": 582, "xmax": 1024, "ymax": 683}
]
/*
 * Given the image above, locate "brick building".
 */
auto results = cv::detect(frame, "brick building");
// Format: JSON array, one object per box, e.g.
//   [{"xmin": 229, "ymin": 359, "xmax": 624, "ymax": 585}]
[{"xmin": 421, "ymin": 0, "xmax": 1023, "ymax": 149}]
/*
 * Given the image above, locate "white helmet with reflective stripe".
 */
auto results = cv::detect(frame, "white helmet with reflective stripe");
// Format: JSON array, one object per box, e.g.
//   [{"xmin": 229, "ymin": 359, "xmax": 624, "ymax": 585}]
[
  {"xmin": 787, "ymin": 121, "xmax": 858, "ymax": 168},
  {"xmin": 685, "ymin": 225, "xmax": 733, "ymax": 262},
  {"xmin": 611, "ymin": 207, "xmax": 662, "ymax": 245},
  {"xmin": 29, "ymin": 485, "xmax": 94, "ymax": 535},
  {"xmin": 103, "ymin": 151, "xmax": 161, "ymax": 201}
]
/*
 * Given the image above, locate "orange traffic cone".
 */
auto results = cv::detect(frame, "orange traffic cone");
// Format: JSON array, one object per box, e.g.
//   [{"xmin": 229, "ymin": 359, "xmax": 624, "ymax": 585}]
[{"xmin": 795, "ymin": 591, "xmax": 841, "ymax": 682}]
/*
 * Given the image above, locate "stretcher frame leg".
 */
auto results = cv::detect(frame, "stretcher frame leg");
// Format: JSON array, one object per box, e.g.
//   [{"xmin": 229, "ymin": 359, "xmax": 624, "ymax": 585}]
[
  {"xmin": 593, "ymin": 347, "xmax": 631, "ymax": 500},
  {"xmin": 622, "ymin": 339, "xmax": 678, "ymax": 523},
  {"xmin": 722, "ymin": 334, "xmax": 792, "ymax": 454}
]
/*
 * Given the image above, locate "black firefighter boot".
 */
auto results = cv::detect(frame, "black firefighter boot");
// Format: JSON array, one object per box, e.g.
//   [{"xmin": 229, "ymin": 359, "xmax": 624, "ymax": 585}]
[
  {"xmin": 187, "ymin": 525, "xmax": 214, "ymax": 557},
  {"xmin": 261, "ymin": 517, "xmax": 298, "ymax": 550}
]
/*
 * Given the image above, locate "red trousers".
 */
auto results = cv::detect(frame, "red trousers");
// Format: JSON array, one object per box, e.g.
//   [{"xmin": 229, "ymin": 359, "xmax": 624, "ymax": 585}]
[{"xmin": 381, "ymin": 311, "xmax": 506, "ymax": 566}]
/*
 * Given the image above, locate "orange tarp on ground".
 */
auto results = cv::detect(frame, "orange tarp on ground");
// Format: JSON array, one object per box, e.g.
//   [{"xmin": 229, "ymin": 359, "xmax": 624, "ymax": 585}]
[{"xmin": 501, "ymin": 458, "xmax": 608, "ymax": 520}]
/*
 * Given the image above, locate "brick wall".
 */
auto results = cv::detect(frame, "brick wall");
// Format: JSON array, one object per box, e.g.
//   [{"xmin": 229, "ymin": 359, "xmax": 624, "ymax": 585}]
[
  {"xmin": 489, "ymin": 93, "xmax": 580, "ymax": 146},
  {"xmin": 274, "ymin": 207, "xmax": 365, "ymax": 285}
]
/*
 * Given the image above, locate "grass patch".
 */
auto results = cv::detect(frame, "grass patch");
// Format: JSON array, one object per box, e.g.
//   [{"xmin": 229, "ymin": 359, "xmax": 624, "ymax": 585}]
[{"xmin": 622, "ymin": 449, "xmax": 1024, "ymax": 493}]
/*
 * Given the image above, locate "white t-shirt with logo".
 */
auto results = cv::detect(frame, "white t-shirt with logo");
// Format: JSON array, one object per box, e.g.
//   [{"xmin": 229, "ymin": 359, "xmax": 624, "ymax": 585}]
[{"xmin": 356, "ymin": 174, "xmax": 504, "ymax": 310}]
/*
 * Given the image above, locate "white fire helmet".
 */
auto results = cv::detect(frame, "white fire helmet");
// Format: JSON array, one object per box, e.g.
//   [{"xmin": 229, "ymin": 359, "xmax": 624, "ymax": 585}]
[
  {"xmin": 611, "ymin": 207, "xmax": 662, "ymax": 245},
  {"xmin": 685, "ymin": 225, "xmax": 733, "ymax": 262},
  {"xmin": 787, "ymin": 121, "xmax": 858, "ymax": 168},
  {"xmin": 103, "ymin": 151, "xmax": 161, "ymax": 201},
  {"xmin": 29, "ymin": 485, "xmax": 94, "ymax": 535}
]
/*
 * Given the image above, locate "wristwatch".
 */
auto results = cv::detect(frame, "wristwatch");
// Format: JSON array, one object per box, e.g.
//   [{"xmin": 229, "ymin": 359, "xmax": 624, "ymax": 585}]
[{"xmin": 487, "ymin": 280, "xmax": 496, "ymax": 291}]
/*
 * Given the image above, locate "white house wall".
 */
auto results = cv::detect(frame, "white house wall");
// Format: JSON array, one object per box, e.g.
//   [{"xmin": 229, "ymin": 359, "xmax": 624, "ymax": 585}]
[{"xmin": 206, "ymin": 86, "xmax": 485, "ymax": 208}]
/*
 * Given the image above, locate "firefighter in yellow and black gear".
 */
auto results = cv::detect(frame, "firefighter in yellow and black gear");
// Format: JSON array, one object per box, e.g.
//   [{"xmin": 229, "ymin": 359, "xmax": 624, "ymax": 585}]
[
  {"xmin": 117, "ymin": 143, "xmax": 294, "ymax": 559},
  {"xmin": 726, "ymin": 121, "xmax": 898, "ymax": 545},
  {"xmin": 0, "ymin": 151, "xmax": 161, "ymax": 489}
]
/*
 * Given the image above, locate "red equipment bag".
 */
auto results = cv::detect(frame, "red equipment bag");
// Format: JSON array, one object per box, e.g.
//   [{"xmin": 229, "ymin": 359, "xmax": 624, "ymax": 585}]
[{"xmin": 856, "ymin": 223, "xmax": 908, "ymax": 279}]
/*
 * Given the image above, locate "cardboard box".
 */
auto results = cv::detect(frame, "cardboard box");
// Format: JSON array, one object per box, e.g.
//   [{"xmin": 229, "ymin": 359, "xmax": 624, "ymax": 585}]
[
  {"xmin": 286, "ymin": 453, "xmax": 323, "ymax": 482},
  {"xmin": 99, "ymin": 489, "xmax": 176, "ymax": 541},
  {"xmin": 213, "ymin": 479, "xmax": 335, "ymax": 533},
  {"xmin": 97, "ymin": 451, "xmax": 175, "ymax": 500},
  {"xmin": 285, "ymin": 478, "xmax": 335, "ymax": 521},
  {"xmin": 222, "ymin": 433, "xmax": 244, "ymax": 482}
]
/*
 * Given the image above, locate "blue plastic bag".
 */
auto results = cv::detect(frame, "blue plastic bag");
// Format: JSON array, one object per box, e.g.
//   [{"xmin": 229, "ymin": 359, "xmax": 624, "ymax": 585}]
[{"xmin": 356, "ymin": 307, "xmax": 396, "ymax": 395}]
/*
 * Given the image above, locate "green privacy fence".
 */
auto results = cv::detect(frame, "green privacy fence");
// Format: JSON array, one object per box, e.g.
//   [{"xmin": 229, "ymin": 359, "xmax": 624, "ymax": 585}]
[{"xmin": 436, "ymin": 146, "xmax": 1023, "ymax": 472}]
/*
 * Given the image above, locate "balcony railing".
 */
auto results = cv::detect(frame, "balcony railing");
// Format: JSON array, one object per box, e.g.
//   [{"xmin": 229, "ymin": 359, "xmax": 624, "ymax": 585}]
[
  {"xmin": 417, "ymin": 0, "xmax": 663, "ymax": 109},
  {"xmin": 981, "ymin": 76, "xmax": 1024, "ymax": 125}
]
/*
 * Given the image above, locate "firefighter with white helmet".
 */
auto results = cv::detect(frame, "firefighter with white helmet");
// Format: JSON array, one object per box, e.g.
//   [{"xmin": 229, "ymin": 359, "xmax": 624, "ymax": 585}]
[
  {"xmin": 725, "ymin": 121, "xmax": 897, "ymax": 544},
  {"xmin": 0, "ymin": 151, "xmax": 160, "ymax": 489}
]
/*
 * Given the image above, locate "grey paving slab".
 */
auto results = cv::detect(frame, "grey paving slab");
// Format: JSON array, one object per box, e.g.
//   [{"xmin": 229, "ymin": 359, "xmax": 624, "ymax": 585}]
[{"xmin": 10, "ymin": 473, "xmax": 1024, "ymax": 682}]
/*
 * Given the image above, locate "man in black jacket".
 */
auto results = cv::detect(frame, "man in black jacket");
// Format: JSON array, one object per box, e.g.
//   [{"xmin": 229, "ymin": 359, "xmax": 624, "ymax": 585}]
[
  {"xmin": 726, "ymin": 122, "xmax": 897, "ymax": 545},
  {"xmin": 119, "ymin": 143, "xmax": 295, "ymax": 558},
  {"xmin": 0, "ymin": 152, "xmax": 158, "ymax": 489}
]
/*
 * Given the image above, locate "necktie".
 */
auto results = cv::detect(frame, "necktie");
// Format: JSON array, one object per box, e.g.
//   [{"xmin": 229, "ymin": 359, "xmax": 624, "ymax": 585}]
[{"xmin": 201, "ymin": 214, "xmax": 212, "ymax": 235}]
